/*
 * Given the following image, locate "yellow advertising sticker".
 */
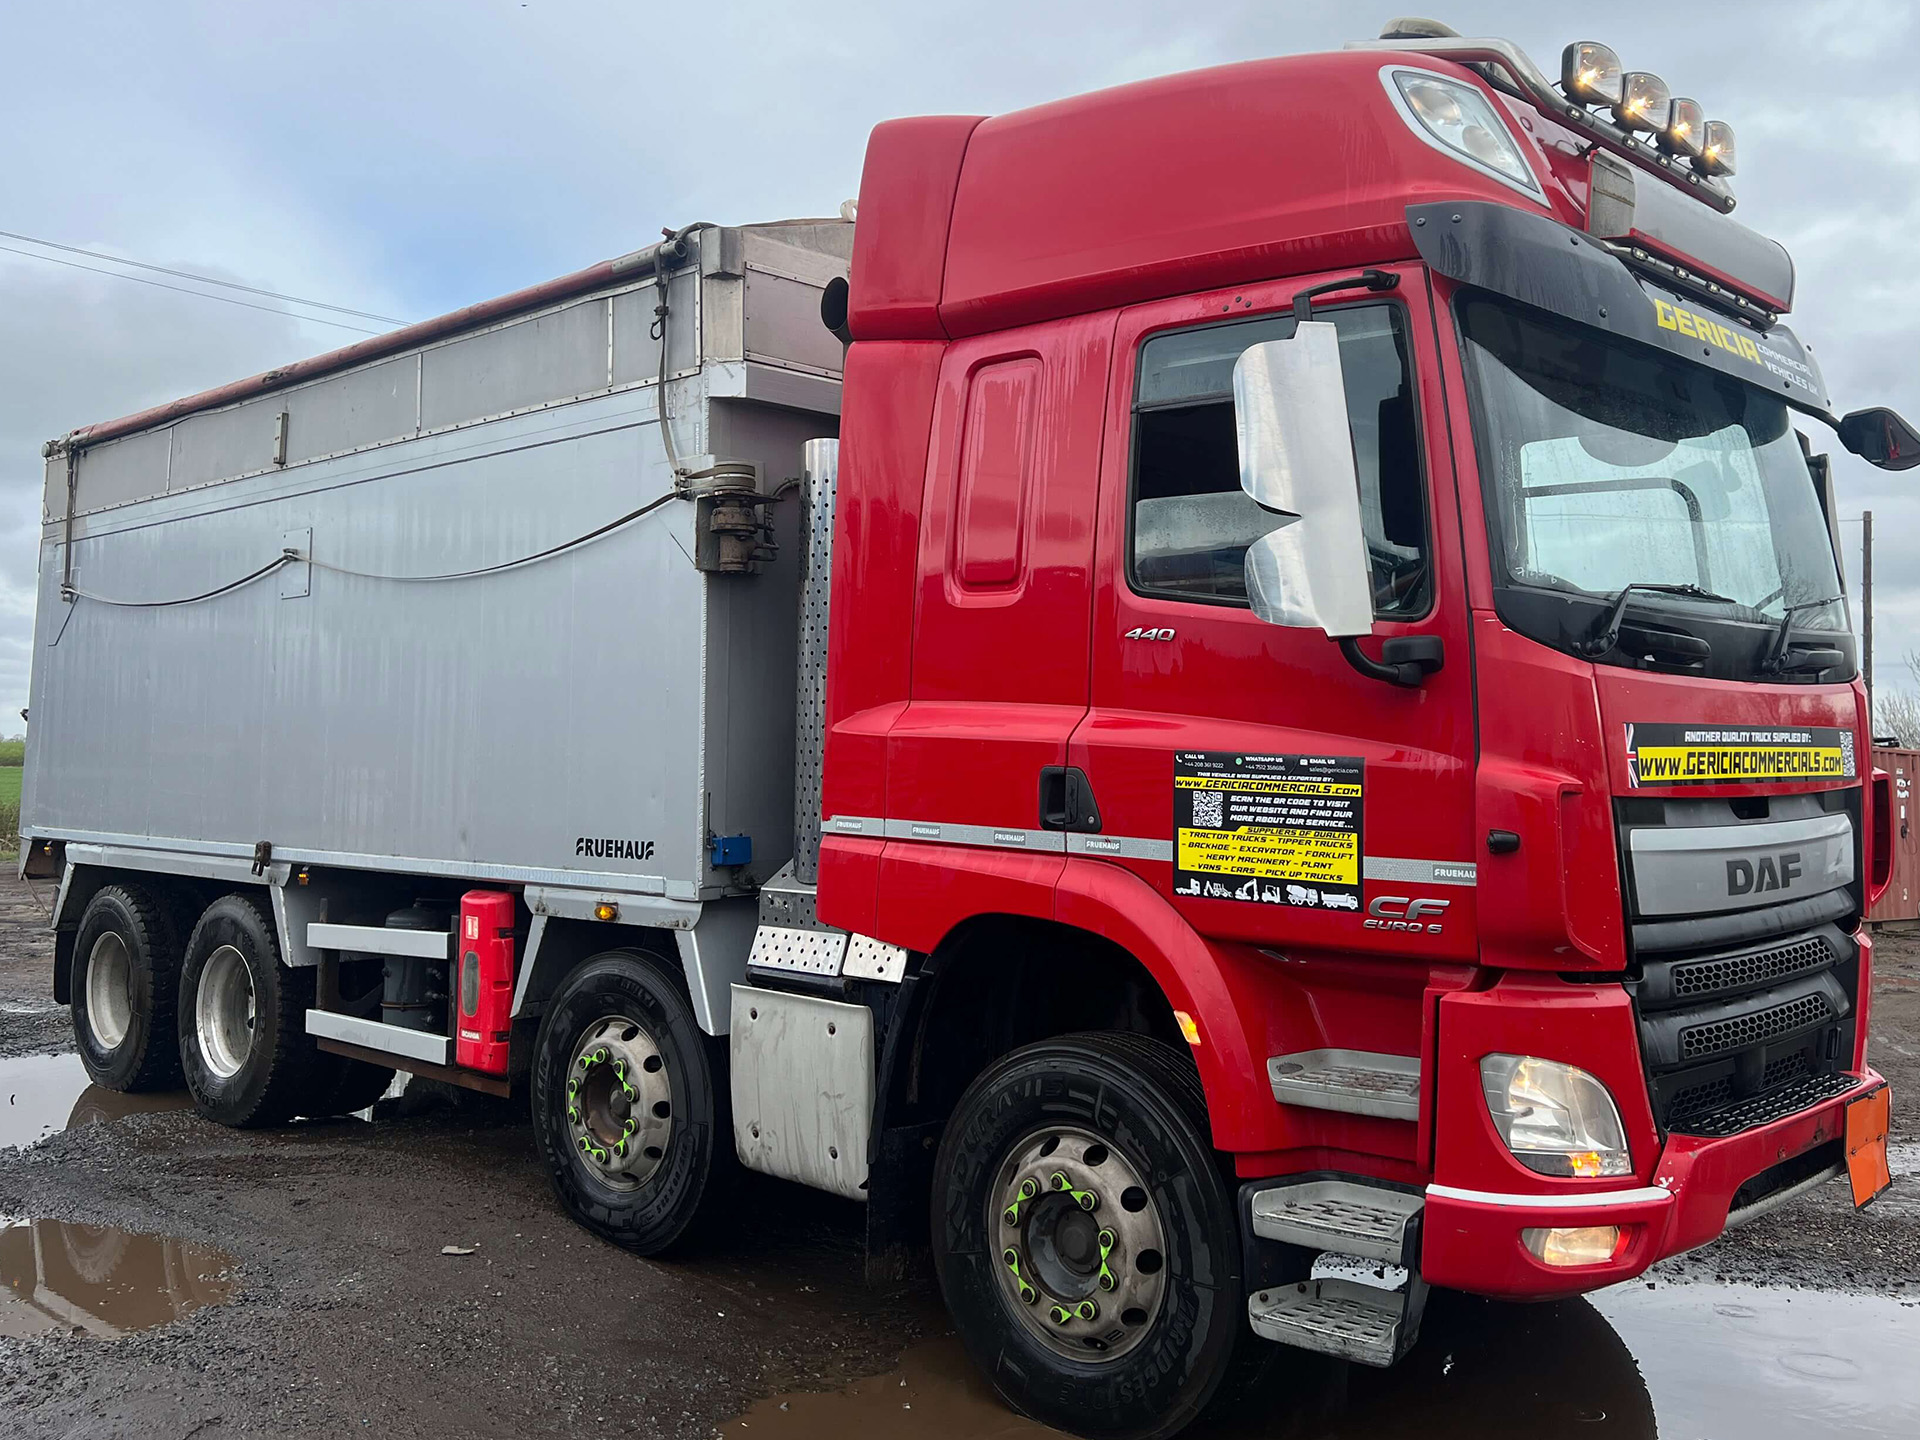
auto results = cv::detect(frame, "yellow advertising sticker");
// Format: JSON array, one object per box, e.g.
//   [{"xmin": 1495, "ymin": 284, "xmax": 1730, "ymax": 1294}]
[
  {"xmin": 1172, "ymin": 751, "xmax": 1364, "ymax": 909},
  {"xmin": 1625, "ymin": 723, "xmax": 1856, "ymax": 788}
]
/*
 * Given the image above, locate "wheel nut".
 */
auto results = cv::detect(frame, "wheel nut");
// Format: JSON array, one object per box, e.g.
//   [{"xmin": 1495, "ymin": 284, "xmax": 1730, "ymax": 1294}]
[{"xmin": 1075, "ymin": 1300, "xmax": 1098, "ymax": 1321}]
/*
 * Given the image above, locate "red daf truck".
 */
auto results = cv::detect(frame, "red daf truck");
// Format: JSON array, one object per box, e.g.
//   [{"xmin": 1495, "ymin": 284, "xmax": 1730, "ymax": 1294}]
[{"xmin": 23, "ymin": 20, "xmax": 1914, "ymax": 1440}]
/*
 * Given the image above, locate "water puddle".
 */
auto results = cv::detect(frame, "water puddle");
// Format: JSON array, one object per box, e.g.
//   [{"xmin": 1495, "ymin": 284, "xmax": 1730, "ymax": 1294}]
[
  {"xmin": 733, "ymin": 1282, "xmax": 1920, "ymax": 1439},
  {"xmin": 0, "ymin": 1053, "xmax": 188, "ymax": 1150},
  {"xmin": 0, "ymin": 1217, "xmax": 235, "ymax": 1339}
]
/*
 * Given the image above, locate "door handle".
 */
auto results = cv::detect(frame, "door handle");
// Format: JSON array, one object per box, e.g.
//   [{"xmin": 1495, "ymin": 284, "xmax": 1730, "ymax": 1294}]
[{"xmin": 1039, "ymin": 767, "xmax": 1103, "ymax": 833}]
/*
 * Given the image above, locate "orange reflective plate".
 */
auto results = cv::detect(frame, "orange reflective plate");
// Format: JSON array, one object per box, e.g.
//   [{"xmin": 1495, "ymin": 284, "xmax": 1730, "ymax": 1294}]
[{"xmin": 1846, "ymin": 1084, "xmax": 1892, "ymax": 1208}]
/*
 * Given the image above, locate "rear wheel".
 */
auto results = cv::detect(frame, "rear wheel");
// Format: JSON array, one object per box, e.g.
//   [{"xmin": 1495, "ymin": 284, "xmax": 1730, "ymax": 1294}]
[
  {"xmin": 178, "ymin": 894, "xmax": 319, "ymax": 1127},
  {"xmin": 71, "ymin": 884, "xmax": 186, "ymax": 1093},
  {"xmin": 530, "ymin": 949, "xmax": 727, "ymax": 1255},
  {"xmin": 933, "ymin": 1033, "xmax": 1256, "ymax": 1440}
]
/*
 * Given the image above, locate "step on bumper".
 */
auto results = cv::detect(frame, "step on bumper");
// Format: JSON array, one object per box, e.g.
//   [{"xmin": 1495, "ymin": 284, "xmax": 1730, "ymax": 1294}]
[
  {"xmin": 1247, "ymin": 1274, "xmax": 1424, "ymax": 1367},
  {"xmin": 1248, "ymin": 1177, "xmax": 1423, "ymax": 1266}
]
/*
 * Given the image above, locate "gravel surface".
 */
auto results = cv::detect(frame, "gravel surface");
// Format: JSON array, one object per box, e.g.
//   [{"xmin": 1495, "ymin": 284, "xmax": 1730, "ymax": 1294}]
[{"xmin": 0, "ymin": 873, "xmax": 1912, "ymax": 1437}]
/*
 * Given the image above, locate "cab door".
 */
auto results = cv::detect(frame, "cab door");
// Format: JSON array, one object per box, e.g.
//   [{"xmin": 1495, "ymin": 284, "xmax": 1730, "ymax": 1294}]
[
  {"xmin": 1068, "ymin": 265, "xmax": 1478, "ymax": 973},
  {"xmin": 875, "ymin": 312, "xmax": 1113, "ymax": 939}
]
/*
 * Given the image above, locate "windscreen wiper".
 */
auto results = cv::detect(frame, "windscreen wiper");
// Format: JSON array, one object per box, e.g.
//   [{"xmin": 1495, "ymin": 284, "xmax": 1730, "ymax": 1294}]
[
  {"xmin": 1761, "ymin": 594, "xmax": 1846, "ymax": 674},
  {"xmin": 1580, "ymin": 582, "xmax": 1738, "ymax": 658}
]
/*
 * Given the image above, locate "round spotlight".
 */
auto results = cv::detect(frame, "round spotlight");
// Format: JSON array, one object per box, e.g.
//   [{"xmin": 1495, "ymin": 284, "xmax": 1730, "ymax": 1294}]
[
  {"xmin": 1561, "ymin": 41, "xmax": 1624, "ymax": 107},
  {"xmin": 1611, "ymin": 72, "xmax": 1672, "ymax": 133}
]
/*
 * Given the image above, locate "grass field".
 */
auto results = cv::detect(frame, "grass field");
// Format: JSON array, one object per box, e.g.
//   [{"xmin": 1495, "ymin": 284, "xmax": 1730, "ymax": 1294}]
[{"xmin": 0, "ymin": 740, "xmax": 20, "ymax": 851}]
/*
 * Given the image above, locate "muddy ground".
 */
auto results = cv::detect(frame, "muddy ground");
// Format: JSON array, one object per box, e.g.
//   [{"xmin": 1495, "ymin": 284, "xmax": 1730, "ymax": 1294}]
[{"xmin": 0, "ymin": 869, "xmax": 1916, "ymax": 1439}]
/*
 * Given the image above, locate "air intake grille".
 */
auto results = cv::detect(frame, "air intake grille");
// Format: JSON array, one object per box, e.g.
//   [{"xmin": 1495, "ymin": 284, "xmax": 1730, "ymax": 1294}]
[
  {"xmin": 1670, "ymin": 1072, "xmax": 1858, "ymax": 1139},
  {"xmin": 1678, "ymin": 993, "xmax": 1832, "ymax": 1061},
  {"xmin": 1670, "ymin": 936, "xmax": 1832, "ymax": 1000}
]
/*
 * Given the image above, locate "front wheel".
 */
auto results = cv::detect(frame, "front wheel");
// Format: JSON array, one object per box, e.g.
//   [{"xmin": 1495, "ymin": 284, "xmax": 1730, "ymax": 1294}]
[
  {"xmin": 530, "ymin": 949, "xmax": 728, "ymax": 1255},
  {"xmin": 933, "ymin": 1033, "xmax": 1256, "ymax": 1440}
]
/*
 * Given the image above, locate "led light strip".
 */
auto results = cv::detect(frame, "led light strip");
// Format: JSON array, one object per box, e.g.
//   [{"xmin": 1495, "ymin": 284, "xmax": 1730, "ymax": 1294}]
[{"xmin": 1426, "ymin": 1182, "xmax": 1672, "ymax": 1209}]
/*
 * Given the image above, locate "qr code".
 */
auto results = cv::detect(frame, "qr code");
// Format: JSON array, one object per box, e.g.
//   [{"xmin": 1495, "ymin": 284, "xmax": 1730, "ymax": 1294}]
[
  {"xmin": 1191, "ymin": 789, "xmax": 1225, "ymax": 828},
  {"xmin": 1840, "ymin": 731, "xmax": 1856, "ymax": 775}
]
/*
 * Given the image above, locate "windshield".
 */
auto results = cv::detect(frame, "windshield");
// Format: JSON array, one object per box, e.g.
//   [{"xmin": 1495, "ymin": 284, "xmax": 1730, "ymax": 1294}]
[{"xmin": 1459, "ymin": 295, "xmax": 1848, "ymax": 671}]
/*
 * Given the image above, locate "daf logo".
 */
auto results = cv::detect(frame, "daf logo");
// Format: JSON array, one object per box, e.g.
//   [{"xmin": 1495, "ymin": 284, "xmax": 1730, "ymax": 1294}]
[
  {"xmin": 1364, "ymin": 895, "xmax": 1450, "ymax": 934},
  {"xmin": 1727, "ymin": 851, "xmax": 1803, "ymax": 896}
]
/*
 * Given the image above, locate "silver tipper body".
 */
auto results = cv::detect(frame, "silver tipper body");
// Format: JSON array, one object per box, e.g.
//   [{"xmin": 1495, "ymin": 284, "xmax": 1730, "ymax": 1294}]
[{"xmin": 24, "ymin": 222, "xmax": 852, "ymax": 905}]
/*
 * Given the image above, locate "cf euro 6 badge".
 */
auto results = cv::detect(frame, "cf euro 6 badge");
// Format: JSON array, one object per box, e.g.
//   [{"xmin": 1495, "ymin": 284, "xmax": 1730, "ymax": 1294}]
[{"xmin": 1365, "ymin": 896, "xmax": 1450, "ymax": 934}]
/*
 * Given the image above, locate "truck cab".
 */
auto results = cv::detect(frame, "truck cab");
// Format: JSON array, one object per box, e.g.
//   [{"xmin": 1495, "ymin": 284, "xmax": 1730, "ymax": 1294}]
[{"xmin": 774, "ymin": 24, "xmax": 1912, "ymax": 1436}]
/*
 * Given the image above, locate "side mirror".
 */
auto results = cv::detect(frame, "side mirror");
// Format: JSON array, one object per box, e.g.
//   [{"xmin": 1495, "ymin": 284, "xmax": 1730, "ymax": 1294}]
[
  {"xmin": 1839, "ymin": 407, "xmax": 1920, "ymax": 471},
  {"xmin": 1233, "ymin": 324, "xmax": 1374, "ymax": 637}
]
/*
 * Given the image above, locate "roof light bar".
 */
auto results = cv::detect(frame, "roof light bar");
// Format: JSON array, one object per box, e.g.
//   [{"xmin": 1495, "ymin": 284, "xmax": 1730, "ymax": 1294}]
[{"xmin": 1349, "ymin": 34, "xmax": 1737, "ymax": 209}]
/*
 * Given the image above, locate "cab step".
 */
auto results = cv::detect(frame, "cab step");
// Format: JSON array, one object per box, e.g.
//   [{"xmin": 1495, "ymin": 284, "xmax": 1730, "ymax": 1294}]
[
  {"xmin": 1265, "ymin": 1048, "xmax": 1419, "ymax": 1120},
  {"xmin": 1248, "ymin": 1179, "xmax": 1423, "ymax": 1265},
  {"xmin": 1247, "ymin": 1274, "xmax": 1424, "ymax": 1367}
]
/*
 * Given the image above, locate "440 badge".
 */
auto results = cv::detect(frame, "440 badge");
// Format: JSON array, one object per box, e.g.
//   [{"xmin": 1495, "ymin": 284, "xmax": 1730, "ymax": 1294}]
[{"xmin": 1172, "ymin": 751, "xmax": 1362, "ymax": 909}]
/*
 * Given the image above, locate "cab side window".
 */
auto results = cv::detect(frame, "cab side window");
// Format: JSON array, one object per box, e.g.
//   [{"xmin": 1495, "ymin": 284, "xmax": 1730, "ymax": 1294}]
[{"xmin": 1129, "ymin": 304, "xmax": 1430, "ymax": 615}]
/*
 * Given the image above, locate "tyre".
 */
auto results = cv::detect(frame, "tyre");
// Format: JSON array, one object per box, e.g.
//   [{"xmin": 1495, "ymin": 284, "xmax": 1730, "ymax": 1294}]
[
  {"xmin": 70, "ymin": 884, "xmax": 187, "ymax": 1093},
  {"xmin": 530, "ymin": 948, "xmax": 728, "ymax": 1256},
  {"xmin": 933, "ymin": 1033, "xmax": 1257, "ymax": 1440},
  {"xmin": 300, "ymin": 959, "xmax": 396, "ymax": 1117},
  {"xmin": 177, "ymin": 894, "xmax": 319, "ymax": 1127},
  {"xmin": 305, "ymin": 1054, "xmax": 399, "ymax": 1117}
]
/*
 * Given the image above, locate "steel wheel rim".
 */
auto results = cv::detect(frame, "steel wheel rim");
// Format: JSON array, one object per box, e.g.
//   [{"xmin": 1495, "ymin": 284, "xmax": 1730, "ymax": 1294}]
[
  {"xmin": 990, "ymin": 1123, "xmax": 1169, "ymax": 1362},
  {"xmin": 85, "ymin": 931, "xmax": 133, "ymax": 1051},
  {"xmin": 196, "ymin": 945, "xmax": 255, "ymax": 1080},
  {"xmin": 564, "ymin": 1014, "xmax": 674, "ymax": 1190}
]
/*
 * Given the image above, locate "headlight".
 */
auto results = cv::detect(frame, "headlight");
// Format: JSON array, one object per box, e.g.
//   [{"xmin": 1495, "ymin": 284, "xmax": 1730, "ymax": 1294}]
[
  {"xmin": 1560, "ymin": 41, "xmax": 1624, "ymax": 107},
  {"xmin": 1383, "ymin": 68, "xmax": 1542, "ymax": 200},
  {"xmin": 1479, "ymin": 1055, "xmax": 1632, "ymax": 1178},
  {"xmin": 1610, "ymin": 71, "xmax": 1672, "ymax": 133}
]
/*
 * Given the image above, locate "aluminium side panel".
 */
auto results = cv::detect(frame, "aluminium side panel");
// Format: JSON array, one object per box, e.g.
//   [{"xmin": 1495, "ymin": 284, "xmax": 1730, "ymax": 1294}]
[
  {"xmin": 24, "ymin": 220, "xmax": 850, "ymax": 901},
  {"xmin": 22, "ymin": 385, "xmax": 777, "ymax": 897}
]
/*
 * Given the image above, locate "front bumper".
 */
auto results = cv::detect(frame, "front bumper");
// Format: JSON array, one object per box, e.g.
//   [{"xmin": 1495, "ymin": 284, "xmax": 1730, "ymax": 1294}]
[{"xmin": 1420, "ymin": 1067, "xmax": 1882, "ymax": 1299}]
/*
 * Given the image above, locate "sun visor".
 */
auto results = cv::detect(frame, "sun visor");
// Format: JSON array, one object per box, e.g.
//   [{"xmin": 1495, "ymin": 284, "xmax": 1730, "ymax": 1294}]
[
  {"xmin": 1409, "ymin": 200, "xmax": 1829, "ymax": 415},
  {"xmin": 1586, "ymin": 151, "xmax": 1793, "ymax": 314}
]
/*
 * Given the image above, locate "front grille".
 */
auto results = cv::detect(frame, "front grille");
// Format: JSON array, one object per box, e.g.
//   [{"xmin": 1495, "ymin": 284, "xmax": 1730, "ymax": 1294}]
[
  {"xmin": 1667, "ymin": 1075, "xmax": 1732, "ymax": 1129},
  {"xmin": 1670, "ymin": 935, "xmax": 1832, "ymax": 1000},
  {"xmin": 1761, "ymin": 1049, "xmax": 1812, "ymax": 1089},
  {"xmin": 1671, "ymin": 1072, "xmax": 1857, "ymax": 1139},
  {"xmin": 1678, "ymin": 992, "xmax": 1833, "ymax": 1061},
  {"xmin": 1619, "ymin": 793, "xmax": 1862, "ymax": 1140},
  {"xmin": 1629, "ymin": 927, "xmax": 1859, "ymax": 1138}
]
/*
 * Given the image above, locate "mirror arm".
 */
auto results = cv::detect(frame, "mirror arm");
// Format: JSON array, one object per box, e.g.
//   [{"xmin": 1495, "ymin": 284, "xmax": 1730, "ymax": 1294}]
[
  {"xmin": 1291, "ymin": 269, "xmax": 1400, "ymax": 325},
  {"xmin": 1337, "ymin": 635, "xmax": 1443, "ymax": 688}
]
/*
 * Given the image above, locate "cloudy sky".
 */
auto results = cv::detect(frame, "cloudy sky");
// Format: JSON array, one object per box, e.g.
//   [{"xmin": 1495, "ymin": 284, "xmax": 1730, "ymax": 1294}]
[{"xmin": 2, "ymin": 0, "xmax": 1915, "ymax": 728}]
